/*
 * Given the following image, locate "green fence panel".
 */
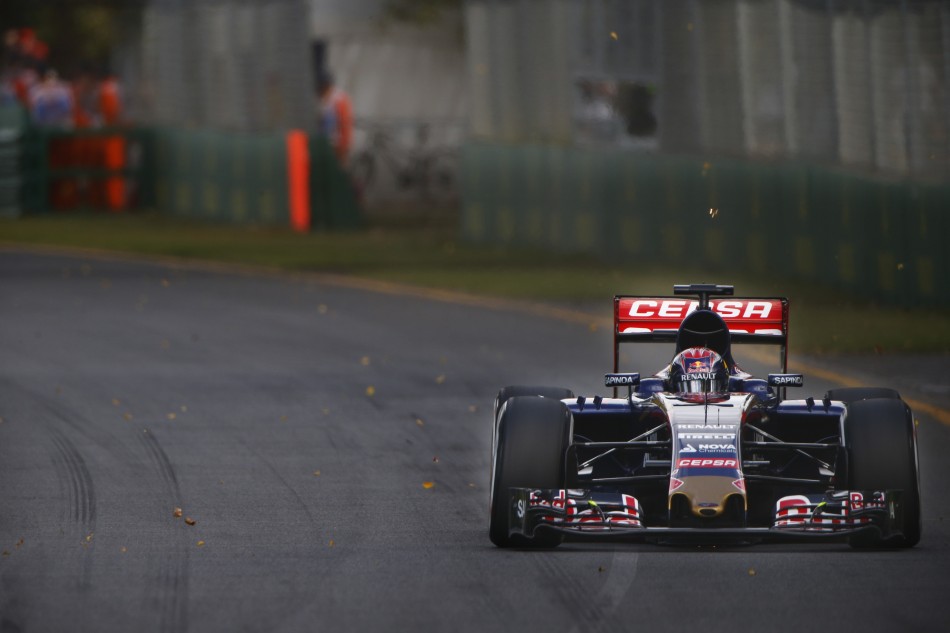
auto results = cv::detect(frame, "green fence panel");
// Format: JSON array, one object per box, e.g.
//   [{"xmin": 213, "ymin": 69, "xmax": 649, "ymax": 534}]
[
  {"xmin": 307, "ymin": 135, "xmax": 360, "ymax": 230},
  {"xmin": 0, "ymin": 104, "xmax": 27, "ymax": 217},
  {"xmin": 461, "ymin": 141, "xmax": 950, "ymax": 307}
]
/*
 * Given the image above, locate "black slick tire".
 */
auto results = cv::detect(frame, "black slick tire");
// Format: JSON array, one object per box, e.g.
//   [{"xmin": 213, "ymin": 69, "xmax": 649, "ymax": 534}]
[
  {"xmin": 489, "ymin": 396, "xmax": 573, "ymax": 548},
  {"xmin": 493, "ymin": 385, "xmax": 575, "ymax": 422},
  {"xmin": 844, "ymin": 397, "xmax": 921, "ymax": 548}
]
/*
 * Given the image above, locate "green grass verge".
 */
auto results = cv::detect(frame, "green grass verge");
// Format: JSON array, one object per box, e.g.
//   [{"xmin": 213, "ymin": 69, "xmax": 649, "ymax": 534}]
[{"xmin": 2, "ymin": 213, "xmax": 947, "ymax": 354}]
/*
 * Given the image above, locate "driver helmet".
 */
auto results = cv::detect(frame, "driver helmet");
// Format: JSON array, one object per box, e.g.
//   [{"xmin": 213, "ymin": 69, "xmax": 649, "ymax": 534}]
[{"xmin": 669, "ymin": 347, "xmax": 729, "ymax": 394}]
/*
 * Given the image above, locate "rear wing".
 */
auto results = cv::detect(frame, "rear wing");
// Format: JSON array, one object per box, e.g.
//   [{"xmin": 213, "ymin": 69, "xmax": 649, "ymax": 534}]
[{"xmin": 613, "ymin": 292, "xmax": 789, "ymax": 373}]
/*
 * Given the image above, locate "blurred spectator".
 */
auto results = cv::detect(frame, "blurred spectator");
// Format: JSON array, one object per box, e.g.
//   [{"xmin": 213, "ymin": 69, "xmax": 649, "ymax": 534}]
[
  {"xmin": 72, "ymin": 64, "xmax": 99, "ymax": 128},
  {"xmin": 98, "ymin": 66, "xmax": 123, "ymax": 126},
  {"xmin": 29, "ymin": 69, "xmax": 74, "ymax": 128},
  {"xmin": 316, "ymin": 70, "xmax": 353, "ymax": 166},
  {"xmin": 16, "ymin": 28, "xmax": 48, "ymax": 65}
]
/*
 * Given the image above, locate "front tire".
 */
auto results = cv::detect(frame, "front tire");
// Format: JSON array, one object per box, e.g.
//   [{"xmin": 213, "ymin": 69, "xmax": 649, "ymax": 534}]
[
  {"xmin": 489, "ymin": 396, "xmax": 573, "ymax": 548},
  {"xmin": 493, "ymin": 385, "xmax": 575, "ymax": 422},
  {"xmin": 845, "ymin": 398, "xmax": 921, "ymax": 548}
]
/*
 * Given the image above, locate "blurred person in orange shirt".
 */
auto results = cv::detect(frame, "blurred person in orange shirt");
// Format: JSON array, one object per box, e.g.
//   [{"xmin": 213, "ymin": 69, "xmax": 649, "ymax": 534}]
[
  {"xmin": 69, "ymin": 64, "xmax": 126, "ymax": 210},
  {"xmin": 316, "ymin": 70, "xmax": 353, "ymax": 167},
  {"xmin": 98, "ymin": 67, "xmax": 122, "ymax": 126}
]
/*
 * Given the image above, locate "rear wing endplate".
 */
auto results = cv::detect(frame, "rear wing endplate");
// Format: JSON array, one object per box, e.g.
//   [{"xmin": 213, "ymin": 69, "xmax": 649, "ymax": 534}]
[{"xmin": 613, "ymin": 294, "xmax": 789, "ymax": 373}]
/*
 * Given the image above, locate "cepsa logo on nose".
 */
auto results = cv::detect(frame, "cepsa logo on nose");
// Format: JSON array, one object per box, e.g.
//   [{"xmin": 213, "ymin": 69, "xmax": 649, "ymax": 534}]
[
  {"xmin": 677, "ymin": 458, "xmax": 738, "ymax": 469},
  {"xmin": 622, "ymin": 299, "xmax": 777, "ymax": 319}
]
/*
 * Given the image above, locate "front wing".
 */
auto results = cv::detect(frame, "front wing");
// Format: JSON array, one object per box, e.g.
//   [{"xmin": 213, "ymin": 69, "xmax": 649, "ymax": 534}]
[{"xmin": 507, "ymin": 488, "xmax": 909, "ymax": 544}]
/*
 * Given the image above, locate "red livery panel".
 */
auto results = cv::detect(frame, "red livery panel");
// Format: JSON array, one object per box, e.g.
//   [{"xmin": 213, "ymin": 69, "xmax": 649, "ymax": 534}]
[{"xmin": 615, "ymin": 298, "xmax": 786, "ymax": 336}]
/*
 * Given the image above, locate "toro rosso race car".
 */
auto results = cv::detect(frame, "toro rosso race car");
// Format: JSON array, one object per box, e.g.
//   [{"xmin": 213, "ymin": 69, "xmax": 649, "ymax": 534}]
[{"xmin": 490, "ymin": 284, "xmax": 920, "ymax": 548}]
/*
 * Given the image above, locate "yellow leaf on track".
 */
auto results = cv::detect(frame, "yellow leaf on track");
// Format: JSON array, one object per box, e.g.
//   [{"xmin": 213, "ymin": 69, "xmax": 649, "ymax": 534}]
[
  {"xmin": 422, "ymin": 481, "xmax": 435, "ymax": 489},
  {"xmin": 173, "ymin": 507, "xmax": 183, "ymax": 518},
  {"xmin": 184, "ymin": 517, "xmax": 196, "ymax": 526},
  {"xmin": 196, "ymin": 541, "xmax": 205, "ymax": 547},
  {"xmin": 366, "ymin": 386, "xmax": 376, "ymax": 397}
]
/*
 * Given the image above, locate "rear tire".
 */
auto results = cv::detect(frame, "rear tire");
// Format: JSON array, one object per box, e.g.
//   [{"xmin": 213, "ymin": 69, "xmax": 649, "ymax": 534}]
[
  {"xmin": 489, "ymin": 396, "xmax": 573, "ymax": 548},
  {"xmin": 826, "ymin": 387, "xmax": 901, "ymax": 404},
  {"xmin": 845, "ymin": 398, "xmax": 920, "ymax": 548}
]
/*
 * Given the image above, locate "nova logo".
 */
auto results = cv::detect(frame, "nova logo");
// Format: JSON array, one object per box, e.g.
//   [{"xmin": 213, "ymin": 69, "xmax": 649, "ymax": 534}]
[
  {"xmin": 680, "ymin": 443, "xmax": 697, "ymax": 454},
  {"xmin": 699, "ymin": 444, "xmax": 737, "ymax": 452}
]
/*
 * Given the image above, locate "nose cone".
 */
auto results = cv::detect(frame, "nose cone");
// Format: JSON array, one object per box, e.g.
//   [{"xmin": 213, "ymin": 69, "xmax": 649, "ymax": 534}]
[{"xmin": 669, "ymin": 477, "xmax": 746, "ymax": 521}]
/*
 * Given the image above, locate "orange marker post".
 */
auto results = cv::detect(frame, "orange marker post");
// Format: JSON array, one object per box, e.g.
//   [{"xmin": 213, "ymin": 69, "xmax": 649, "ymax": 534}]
[
  {"xmin": 286, "ymin": 130, "xmax": 311, "ymax": 232},
  {"xmin": 103, "ymin": 135, "xmax": 126, "ymax": 212}
]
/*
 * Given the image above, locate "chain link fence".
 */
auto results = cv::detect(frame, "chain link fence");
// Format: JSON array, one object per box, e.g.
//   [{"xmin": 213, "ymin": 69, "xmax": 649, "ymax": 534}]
[
  {"xmin": 465, "ymin": 0, "xmax": 950, "ymax": 182},
  {"xmin": 117, "ymin": 0, "xmax": 314, "ymax": 132}
]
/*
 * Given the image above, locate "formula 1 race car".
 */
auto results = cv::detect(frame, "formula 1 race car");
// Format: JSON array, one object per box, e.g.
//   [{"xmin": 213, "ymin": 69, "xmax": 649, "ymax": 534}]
[{"xmin": 489, "ymin": 284, "xmax": 920, "ymax": 548}]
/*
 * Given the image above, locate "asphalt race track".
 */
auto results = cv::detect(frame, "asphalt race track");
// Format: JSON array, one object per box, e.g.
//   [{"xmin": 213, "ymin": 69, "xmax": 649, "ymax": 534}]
[{"xmin": 1, "ymin": 248, "xmax": 948, "ymax": 633}]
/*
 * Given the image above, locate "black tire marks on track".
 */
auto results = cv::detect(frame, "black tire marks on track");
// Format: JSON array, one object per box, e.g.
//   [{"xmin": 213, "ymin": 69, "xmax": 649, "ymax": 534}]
[
  {"xmin": 27, "ymin": 376, "xmax": 191, "ymax": 633},
  {"xmin": 48, "ymin": 429, "xmax": 97, "ymax": 590},
  {"xmin": 139, "ymin": 430, "xmax": 190, "ymax": 633}
]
